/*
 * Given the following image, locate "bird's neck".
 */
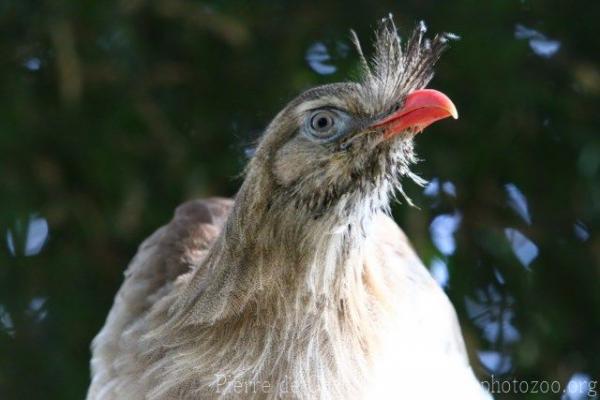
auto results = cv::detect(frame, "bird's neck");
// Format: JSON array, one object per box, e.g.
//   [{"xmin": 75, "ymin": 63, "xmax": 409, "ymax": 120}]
[
  {"xmin": 176, "ymin": 171, "xmax": 387, "ymax": 326},
  {"xmin": 155, "ymin": 175, "xmax": 388, "ymax": 398}
]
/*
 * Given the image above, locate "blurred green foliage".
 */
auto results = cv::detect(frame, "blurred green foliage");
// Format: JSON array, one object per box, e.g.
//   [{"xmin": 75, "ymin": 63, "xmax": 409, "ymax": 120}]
[{"xmin": 0, "ymin": 0, "xmax": 598, "ymax": 398}]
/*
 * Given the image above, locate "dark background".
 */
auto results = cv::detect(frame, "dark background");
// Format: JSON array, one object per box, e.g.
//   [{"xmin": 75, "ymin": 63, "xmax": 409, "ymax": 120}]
[{"xmin": 1, "ymin": 0, "xmax": 598, "ymax": 399}]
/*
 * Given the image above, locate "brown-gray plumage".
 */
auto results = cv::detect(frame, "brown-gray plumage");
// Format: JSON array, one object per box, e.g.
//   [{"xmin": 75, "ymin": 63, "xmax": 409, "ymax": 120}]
[{"xmin": 88, "ymin": 17, "xmax": 490, "ymax": 399}]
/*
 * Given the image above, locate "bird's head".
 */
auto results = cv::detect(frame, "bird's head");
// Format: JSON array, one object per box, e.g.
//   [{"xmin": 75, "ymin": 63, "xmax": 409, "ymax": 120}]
[{"xmin": 245, "ymin": 17, "xmax": 458, "ymax": 220}]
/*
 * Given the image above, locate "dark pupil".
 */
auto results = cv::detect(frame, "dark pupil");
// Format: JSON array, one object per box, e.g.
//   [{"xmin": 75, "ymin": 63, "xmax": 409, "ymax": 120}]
[
  {"xmin": 317, "ymin": 117, "xmax": 329, "ymax": 128},
  {"xmin": 313, "ymin": 113, "xmax": 333, "ymax": 131}
]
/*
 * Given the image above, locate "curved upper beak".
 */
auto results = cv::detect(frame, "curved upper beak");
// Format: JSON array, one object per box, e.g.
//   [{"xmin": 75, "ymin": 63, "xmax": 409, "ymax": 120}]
[{"xmin": 372, "ymin": 89, "xmax": 458, "ymax": 138}]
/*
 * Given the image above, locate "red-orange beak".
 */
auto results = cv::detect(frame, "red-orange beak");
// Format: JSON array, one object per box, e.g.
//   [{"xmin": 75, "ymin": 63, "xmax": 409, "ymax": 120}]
[{"xmin": 372, "ymin": 89, "xmax": 458, "ymax": 138}]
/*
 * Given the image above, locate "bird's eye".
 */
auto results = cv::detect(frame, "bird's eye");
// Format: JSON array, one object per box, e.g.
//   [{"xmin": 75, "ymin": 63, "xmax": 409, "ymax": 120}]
[
  {"xmin": 305, "ymin": 109, "xmax": 347, "ymax": 142},
  {"xmin": 310, "ymin": 111, "xmax": 335, "ymax": 133}
]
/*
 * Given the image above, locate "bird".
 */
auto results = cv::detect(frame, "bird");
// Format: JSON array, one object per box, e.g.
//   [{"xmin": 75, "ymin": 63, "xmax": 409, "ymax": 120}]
[{"xmin": 87, "ymin": 16, "xmax": 491, "ymax": 400}]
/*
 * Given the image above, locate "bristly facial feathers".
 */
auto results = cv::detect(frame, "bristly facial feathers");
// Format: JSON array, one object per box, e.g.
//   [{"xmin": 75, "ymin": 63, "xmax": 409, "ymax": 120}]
[
  {"xmin": 352, "ymin": 16, "xmax": 458, "ymax": 116},
  {"xmin": 250, "ymin": 16, "xmax": 459, "ymax": 214}
]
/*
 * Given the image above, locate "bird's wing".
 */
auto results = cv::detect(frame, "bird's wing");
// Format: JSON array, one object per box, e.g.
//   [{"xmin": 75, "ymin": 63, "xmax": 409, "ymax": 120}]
[
  {"xmin": 87, "ymin": 197, "xmax": 233, "ymax": 400},
  {"xmin": 365, "ymin": 214, "xmax": 491, "ymax": 399}
]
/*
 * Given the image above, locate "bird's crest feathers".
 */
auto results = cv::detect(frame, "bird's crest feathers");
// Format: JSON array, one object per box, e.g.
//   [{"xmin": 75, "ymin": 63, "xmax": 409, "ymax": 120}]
[{"xmin": 351, "ymin": 15, "xmax": 458, "ymax": 115}]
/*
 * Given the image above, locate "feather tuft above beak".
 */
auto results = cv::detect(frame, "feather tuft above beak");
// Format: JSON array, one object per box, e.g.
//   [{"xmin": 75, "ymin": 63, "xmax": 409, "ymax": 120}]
[{"xmin": 351, "ymin": 16, "xmax": 459, "ymax": 116}]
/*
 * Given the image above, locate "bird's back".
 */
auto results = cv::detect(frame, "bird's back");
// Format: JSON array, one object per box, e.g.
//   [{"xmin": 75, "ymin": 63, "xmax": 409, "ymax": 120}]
[{"xmin": 87, "ymin": 198, "xmax": 233, "ymax": 400}]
